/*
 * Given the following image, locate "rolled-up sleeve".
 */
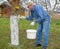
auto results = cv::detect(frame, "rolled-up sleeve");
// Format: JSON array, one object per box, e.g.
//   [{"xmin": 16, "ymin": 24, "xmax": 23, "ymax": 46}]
[{"xmin": 26, "ymin": 11, "xmax": 34, "ymax": 21}]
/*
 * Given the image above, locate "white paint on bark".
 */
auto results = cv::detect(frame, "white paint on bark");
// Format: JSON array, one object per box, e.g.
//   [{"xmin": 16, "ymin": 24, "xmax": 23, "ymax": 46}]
[{"xmin": 10, "ymin": 15, "xmax": 19, "ymax": 45}]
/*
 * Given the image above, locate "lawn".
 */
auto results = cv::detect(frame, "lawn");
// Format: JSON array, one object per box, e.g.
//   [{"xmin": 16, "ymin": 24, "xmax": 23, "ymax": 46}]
[{"xmin": 0, "ymin": 18, "xmax": 60, "ymax": 49}]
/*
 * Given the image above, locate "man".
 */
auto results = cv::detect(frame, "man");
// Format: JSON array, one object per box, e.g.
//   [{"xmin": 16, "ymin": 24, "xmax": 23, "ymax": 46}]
[{"xmin": 26, "ymin": 1, "xmax": 50, "ymax": 49}]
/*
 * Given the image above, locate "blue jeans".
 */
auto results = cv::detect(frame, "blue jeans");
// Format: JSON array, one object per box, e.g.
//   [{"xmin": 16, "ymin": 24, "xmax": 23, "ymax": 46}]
[{"xmin": 36, "ymin": 16, "xmax": 50, "ymax": 46}]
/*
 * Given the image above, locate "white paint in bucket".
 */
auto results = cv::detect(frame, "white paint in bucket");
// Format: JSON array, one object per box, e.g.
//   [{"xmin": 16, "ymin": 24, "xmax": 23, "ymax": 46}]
[{"xmin": 26, "ymin": 29, "xmax": 37, "ymax": 39}]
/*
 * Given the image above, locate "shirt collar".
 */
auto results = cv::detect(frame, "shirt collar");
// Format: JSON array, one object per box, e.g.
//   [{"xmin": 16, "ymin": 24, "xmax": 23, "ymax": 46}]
[{"xmin": 31, "ymin": 5, "xmax": 36, "ymax": 11}]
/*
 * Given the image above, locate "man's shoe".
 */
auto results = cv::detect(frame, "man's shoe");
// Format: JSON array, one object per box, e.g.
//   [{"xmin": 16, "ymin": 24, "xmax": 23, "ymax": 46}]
[
  {"xmin": 42, "ymin": 46, "xmax": 47, "ymax": 49},
  {"xmin": 35, "ymin": 44, "xmax": 41, "ymax": 47}
]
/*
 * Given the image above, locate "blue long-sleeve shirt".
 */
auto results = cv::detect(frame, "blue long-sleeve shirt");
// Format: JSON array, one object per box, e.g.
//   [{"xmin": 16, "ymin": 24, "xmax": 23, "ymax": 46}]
[{"xmin": 26, "ymin": 5, "xmax": 50, "ymax": 23}]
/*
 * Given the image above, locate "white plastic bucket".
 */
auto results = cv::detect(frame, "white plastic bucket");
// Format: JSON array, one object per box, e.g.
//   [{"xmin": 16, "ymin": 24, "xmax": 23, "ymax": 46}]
[{"xmin": 26, "ymin": 29, "xmax": 37, "ymax": 39}]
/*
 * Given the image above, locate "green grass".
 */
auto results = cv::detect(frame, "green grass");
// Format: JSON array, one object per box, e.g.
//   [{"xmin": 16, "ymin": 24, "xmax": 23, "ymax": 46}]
[{"xmin": 0, "ymin": 18, "xmax": 60, "ymax": 49}]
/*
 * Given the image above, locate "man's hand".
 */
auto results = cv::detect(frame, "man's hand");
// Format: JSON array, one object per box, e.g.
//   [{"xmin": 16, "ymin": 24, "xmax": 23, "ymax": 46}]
[
  {"xmin": 30, "ymin": 21, "xmax": 35, "ymax": 26},
  {"xmin": 18, "ymin": 16, "xmax": 26, "ymax": 19}
]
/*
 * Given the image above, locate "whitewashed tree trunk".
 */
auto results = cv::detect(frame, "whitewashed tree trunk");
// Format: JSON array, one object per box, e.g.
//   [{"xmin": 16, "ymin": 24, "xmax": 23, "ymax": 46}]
[{"xmin": 10, "ymin": 15, "xmax": 19, "ymax": 45}]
